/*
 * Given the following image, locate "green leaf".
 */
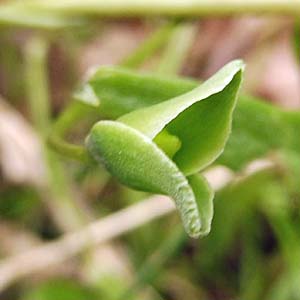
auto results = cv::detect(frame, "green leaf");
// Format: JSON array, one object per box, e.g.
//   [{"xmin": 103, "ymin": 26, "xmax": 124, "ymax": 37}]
[
  {"xmin": 87, "ymin": 120, "xmax": 208, "ymax": 237},
  {"xmin": 76, "ymin": 66, "xmax": 197, "ymax": 118},
  {"xmin": 86, "ymin": 61, "xmax": 244, "ymax": 238},
  {"xmin": 80, "ymin": 61, "xmax": 300, "ymax": 237},
  {"xmin": 119, "ymin": 60, "xmax": 243, "ymax": 174},
  {"xmin": 81, "ymin": 63, "xmax": 300, "ymax": 172},
  {"xmin": 218, "ymin": 96, "xmax": 300, "ymax": 170}
]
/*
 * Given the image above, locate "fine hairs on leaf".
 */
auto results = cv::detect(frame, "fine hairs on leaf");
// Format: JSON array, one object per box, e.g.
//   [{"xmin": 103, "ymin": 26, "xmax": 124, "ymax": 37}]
[{"xmin": 86, "ymin": 60, "xmax": 244, "ymax": 238}]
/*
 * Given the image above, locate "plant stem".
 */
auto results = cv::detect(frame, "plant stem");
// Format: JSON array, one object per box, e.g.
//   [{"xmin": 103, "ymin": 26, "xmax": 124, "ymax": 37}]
[
  {"xmin": 157, "ymin": 21, "xmax": 197, "ymax": 75},
  {"xmin": 120, "ymin": 21, "xmax": 177, "ymax": 69},
  {"xmin": 118, "ymin": 226, "xmax": 186, "ymax": 300},
  {"xmin": 0, "ymin": 162, "xmax": 272, "ymax": 291},
  {"xmin": 1, "ymin": 0, "xmax": 300, "ymax": 29},
  {"xmin": 24, "ymin": 36, "xmax": 50, "ymax": 135},
  {"xmin": 24, "ymin": 35, "xmax": 88, "ymax": 231},
  {"xmin": 0, "ymin": 195, "xmax": 174, "ymax": 292},
  {"xmin": 48, "ymin": 101, "xmax": 95, "ymax": 163},
  {"xmin": 0, "ymin": 2, "xmax": 85, "ymax": 29},
  {"xmin": 19, "ymin": 0, "xmax": 300, "ymax": 16}
]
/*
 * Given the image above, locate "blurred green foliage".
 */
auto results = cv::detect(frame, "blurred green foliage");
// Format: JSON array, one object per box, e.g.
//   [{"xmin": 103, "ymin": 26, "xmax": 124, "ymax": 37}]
[
  {"xmin": 0, "ymin": 186, "xmax": 40, "ymax": 221},
  {"xmin": 22, "ymin": 279, "xmax": 98, "ymax": 300},
  {"xmin": 0, "ymin": 2, "xmax": 300, "ymax": 300}
]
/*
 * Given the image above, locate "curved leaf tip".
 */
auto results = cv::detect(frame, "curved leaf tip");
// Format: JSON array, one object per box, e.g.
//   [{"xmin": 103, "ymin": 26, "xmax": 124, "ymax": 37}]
[
  {"xmin": 119, "ymin": 59, "xmax": 244, "ymax": 174},
  {"xmin": 86, "ymin": 121, "xmax": 204, "ymax": 237},
  {"xmin": 86, "ymin": 60, "xmax": 244, "ymax": 238}
]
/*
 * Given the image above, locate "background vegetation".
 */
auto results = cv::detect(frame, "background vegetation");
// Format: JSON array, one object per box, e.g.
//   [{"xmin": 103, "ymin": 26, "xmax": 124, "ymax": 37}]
[{"xmin": 0, "ymin": 1, "xmax": 300, "ymax": 299}]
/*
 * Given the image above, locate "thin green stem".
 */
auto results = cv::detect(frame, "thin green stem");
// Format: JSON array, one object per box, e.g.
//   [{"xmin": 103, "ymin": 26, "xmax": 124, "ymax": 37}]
[
  {"xmin": 48, "ymin": 101, "xmax": 95, "ymax": 163},
  {"xmin": 24, "ymin": 36, "xmax": 50, "ymax": 135},
  {"xmin": 24, "ymin": 35, "xmax": 88, "ymax": 230},
  {"xmin": 18, "ymin": 0, "xmax": 300, "ymax": 16},
  {"xmin": 2, "ymin": 0, "xmax": 300, "ymax": 29},
  {"xmin": 0, "ymin": 2, "xmax": 85, "ymax": 29},
  {"xmin": 120, "ymin": 21, "xmax": 177, "ymax": 69},
  {"xmin": 118, "ymin": 226, "xmax": 186, "ymax": 300},
  {"xmin": 157, "ymin": 21, "xmax": 197, "ymax": 75},
  {"xmin": 48, "ymin": 135, "xmax": 90, "ymax": 162},
  {"xmin": 293, "ymin": 19, "xmax": 300, "ymax": 63}
]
